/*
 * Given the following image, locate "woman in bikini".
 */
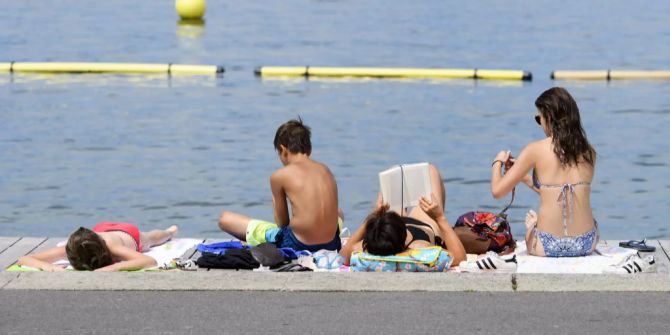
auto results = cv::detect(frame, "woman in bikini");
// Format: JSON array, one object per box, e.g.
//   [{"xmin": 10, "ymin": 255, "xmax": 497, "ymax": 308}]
[
  {"xmin": 17, "ymin": 223, "xmax": 178, "ymax": 271},
  {"xmin": 339, "ymin": 164, "xmax": 466, "ymax": 266},
  {"xmin": 490, "ymin": 87, "xmax": 598, "ymax": 257}
]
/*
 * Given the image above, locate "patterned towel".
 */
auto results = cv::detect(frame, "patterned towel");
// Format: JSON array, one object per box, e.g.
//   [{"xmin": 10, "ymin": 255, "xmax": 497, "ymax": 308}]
[{"xmin": 350, "ymin": 247, "xmax": 453, "ymax": 272}]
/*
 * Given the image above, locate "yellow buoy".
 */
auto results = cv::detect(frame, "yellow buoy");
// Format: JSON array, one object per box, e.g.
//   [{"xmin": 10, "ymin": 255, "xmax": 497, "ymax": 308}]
[
  {"xmin": 551, "ymin": 70, "xmax": 670, "ymax": 80},
  {"xmin": 175, "ymin": 0, "xmax": 206, "ymax": 20},
  {"xmin": 255, "ymin": 66, "xmax": 532, "ymax": 81},
  {"xmin": 0, "ymin": 62, "xmax": 224, "ymax": 75}
]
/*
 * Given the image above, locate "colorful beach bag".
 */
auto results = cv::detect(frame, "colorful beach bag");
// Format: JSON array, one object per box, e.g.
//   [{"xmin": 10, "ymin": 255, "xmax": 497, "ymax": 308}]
[
  {"xmin": 454, "ymin": 189, "xmax": 516, "ymax": 253},
  {"xmin": 349, "ymin": 246, "xmax": 453, "ymax": 272}
]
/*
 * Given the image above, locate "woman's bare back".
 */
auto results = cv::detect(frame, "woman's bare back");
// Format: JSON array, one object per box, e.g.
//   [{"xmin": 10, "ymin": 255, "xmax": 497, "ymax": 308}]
[{"xmin": 534, "ymin": 138, "xmax": 595, "ymax": 236}]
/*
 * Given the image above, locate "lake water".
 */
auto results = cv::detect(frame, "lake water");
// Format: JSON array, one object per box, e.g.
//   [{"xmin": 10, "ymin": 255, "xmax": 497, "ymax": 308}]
[{"xmin": 1, "ymin": 1, "xmax": 669, "ymax": 239}]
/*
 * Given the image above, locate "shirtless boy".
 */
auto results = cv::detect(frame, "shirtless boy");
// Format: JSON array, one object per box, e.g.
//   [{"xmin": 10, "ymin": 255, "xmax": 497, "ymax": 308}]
[{"xmin": 218, "ymin": 119, "xmax": 342, "ymax": 252}]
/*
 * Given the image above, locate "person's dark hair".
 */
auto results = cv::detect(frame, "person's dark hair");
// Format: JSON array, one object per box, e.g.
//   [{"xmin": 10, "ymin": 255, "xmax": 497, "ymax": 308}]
[
  {"xmin": 273, "ymin": 118, "xmax": 312, "ymax": 155},
  {"xmin": 362, "ymin": 205, "xmax": 407, "ymax": 256},
  {"xmin": 65, "ymin": 227, "xmax": 113, "ymax": 271},
  {"xmin": 535, "ymin": 87, "xmax": 596, "ymax": 166}
]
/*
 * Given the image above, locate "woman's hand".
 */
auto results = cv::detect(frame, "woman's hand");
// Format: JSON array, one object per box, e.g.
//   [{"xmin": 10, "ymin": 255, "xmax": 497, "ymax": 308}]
[
  {"xmin": 505, "ymin": 155, "xmax": 515, "ymax": 171},
  {"xmin": 421, "ymin": 193, "xmax": 467, "ymax": 266},
  {"xmin": 374, "ymin": 193, "xmax": 384, "ymax": 211},
  {"xmin": 419, "ymin": 193, "xmax": 446, "ymax": 221},
  {"xmin": 494, "ymin": 150, "xmax": 512, "ymax": 164}
]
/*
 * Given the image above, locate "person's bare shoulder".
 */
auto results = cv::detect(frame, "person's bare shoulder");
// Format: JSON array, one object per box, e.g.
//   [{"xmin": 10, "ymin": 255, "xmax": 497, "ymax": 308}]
[
  {"xmin": 270, "ymin": 165, "xmax": 291, "ymax": 185},
  {"xmin": 312, "ymin": 159, "xmax": 334, "ymax": 175},
  {"xmin": 522, "ymin": 138, "xmax": 549, "ymax": 156},
  {"xmin": 271, "ymin": 164, "xmax": 309, "ymax": 190}
]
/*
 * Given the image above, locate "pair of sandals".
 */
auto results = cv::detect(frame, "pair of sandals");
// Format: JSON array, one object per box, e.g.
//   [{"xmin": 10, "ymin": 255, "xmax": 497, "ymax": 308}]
[{"xmin": 619, "ymin": 239, "xmax": 656, "ymax": 252}]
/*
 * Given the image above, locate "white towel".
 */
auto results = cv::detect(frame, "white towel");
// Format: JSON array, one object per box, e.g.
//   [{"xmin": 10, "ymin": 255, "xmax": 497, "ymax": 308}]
[
  {"xmin": 52, "ymin": 238, "xmax": 202, "ymax": 270},
  {"xmin": 515, "ymin": 243, "xmax": 637, "ymax": 274},
  {"xmin": 143, "ymin": 238, "xmax": 202, "ymax": 269}
]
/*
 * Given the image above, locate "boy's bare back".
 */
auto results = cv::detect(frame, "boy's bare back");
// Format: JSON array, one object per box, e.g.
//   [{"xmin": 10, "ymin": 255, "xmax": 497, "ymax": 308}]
[{"xmin": 271, "ymin": 158, "xmax": 339, "ymax": 245}]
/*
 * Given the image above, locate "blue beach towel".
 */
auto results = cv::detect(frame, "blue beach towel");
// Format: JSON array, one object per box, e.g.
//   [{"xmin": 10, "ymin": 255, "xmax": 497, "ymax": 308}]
[{"xmin": 196, "ymin": 241, "xmax": 310, "ymax": 260}]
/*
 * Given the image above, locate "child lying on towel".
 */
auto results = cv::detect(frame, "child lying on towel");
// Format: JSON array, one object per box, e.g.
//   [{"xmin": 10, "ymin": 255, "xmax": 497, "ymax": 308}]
[{"xmin": 17, "ymin": 222, "xmax": 178, "ymax": 271}]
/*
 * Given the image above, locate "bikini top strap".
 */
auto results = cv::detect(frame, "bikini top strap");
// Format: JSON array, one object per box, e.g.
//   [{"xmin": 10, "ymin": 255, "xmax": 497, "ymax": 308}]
[
  {"xmin": 546, "ymin": 182, "xmax": 589, "ymax": 236},
  {"xmin": 532, "ymin": 169, "xmax": 541, "ymax": 189},
  {"xmin": 533, "ymin": 170, "xmax": 591, "ymax": 236}
]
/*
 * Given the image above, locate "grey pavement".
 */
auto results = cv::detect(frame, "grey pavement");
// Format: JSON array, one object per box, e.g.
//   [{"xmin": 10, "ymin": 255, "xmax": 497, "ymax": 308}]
[{"xmin": 1, "ymin": 291, "xmax": 668, "ymax": 335}]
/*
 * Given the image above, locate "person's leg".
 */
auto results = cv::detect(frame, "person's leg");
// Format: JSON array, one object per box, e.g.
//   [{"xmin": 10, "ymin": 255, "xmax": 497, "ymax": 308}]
[
  {"xmin": 590, "ymin": 220, "xmax": 600, "ymax": 254},
  {"xmin": 525, "ymin": 210, "xmax": 545, "ymax": 256},
  {"xmin": 428, "ymin": 163, "xmax": 446, "ymax": 208},
  {"xmin": 218, "ymin": 211, "xmax": 252, "ymax": 241},
  {"xmin": 140, "ymin": 225, "xmax": 178, "ymax": 251},
  {"xmin": 408, "ymin": 163, "xmax": 447, "ymax": 225}
]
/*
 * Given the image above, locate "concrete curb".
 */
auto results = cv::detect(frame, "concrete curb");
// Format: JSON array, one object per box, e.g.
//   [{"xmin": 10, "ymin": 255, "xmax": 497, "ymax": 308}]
[
  {"xmin": 3, "ymin": 271, "xmax": 669, "ymax": 292},
  {"xmin": 3, "ymin": 272, "xmax": 513, "ymax": 292},
  {"xmin": 0, "ymin": 272, "xmax": 19, "ymax": 289},
  {"xmin": 281, "ymin": 272, "xmax": 513, "ymax": 292},
  {"xmin": 515, "ymin": 273, "xmax": 670, "ymax": 291}
]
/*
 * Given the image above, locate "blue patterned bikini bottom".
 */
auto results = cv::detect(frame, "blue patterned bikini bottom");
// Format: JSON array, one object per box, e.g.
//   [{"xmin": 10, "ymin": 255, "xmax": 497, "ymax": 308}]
[{"xmin": 535, "ymin": 225, "xmax": 598, "ymax": 257}]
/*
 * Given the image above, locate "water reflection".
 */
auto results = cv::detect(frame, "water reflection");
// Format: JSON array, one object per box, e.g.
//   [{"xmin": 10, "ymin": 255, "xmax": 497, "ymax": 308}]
[
  {"xmin": 0, "ymin": 73, "xmax": 220, "ymax": 88},
  {"xmin": 175, "ymin": 19, "xmax": 206, "ymax": 65},
  {"xmin": 176, "ymin": 19, "xmax": 205, "ymax": 40}
]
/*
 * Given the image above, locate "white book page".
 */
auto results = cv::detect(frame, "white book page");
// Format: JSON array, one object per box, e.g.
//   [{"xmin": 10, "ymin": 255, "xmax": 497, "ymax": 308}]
[{"xmin": 379, "ymin": 162, "xmax": 431, "ymax": 214}]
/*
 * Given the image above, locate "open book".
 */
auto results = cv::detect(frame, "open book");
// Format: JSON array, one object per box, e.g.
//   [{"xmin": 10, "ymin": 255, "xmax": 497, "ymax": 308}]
[{"xmin": 379, "ymin": 162, "xmax": 431, "ymax": 214}]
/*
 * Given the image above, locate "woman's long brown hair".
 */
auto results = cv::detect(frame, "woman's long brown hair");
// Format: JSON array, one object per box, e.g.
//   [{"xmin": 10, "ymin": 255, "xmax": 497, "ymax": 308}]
[{"xmin": 535, "ymin": 87, "xmax": 596, "ymax": 166}]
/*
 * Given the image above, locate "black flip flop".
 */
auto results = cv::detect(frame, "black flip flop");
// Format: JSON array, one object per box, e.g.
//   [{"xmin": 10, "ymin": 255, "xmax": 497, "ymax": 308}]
[{"xmin": 619, "ymin": 239, "xmax": 656, "ymax": 252}]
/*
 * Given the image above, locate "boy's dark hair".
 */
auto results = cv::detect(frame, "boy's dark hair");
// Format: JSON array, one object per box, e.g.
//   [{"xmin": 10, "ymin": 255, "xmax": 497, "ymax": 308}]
[
  {"xmin": 273, "ymin": 118, "xmax": 312, "ymax": 155},
  {"xmin": 362, "ymin": 205, "xmax": 407, "ymax": 256},
  {"xmin": 65, "ymin": 227, "xmax": 114, "ymax": 271}
]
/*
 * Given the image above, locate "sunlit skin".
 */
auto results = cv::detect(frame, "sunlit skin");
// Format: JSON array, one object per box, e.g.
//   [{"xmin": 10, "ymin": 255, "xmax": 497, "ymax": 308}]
[
  {"xmin": 17, "ymin": 225, "xmax": 178, "ymax": 271},
  {"xmin": 490, "ymin": 110, "xmax": 596, "ymax": 256},
  {"xmin": 219, "ymin": 146, "xmax": 340, "ymax": 246}
]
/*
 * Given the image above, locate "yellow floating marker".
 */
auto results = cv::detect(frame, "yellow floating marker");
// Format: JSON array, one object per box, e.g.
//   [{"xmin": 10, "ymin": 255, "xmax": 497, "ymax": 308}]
[
  {"xmin": 551, "ymin": 70, "xmax": 670, "ymax": 80},
  {"xmin": 255, "ymin": 66, "xmax": 532, "ymax": 81},
  {"xmin": 175, "ymin": 0, "xmax": 206, "ymax": 20},
  {"xmin": 0, "ymin": 62, "xmax": 224, "ymax": 75}
]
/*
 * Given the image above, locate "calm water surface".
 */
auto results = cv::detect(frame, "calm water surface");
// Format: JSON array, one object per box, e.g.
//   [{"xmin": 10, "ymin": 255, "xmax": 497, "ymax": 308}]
[{"xmin": 1, "ymin": 1, "xmax": 669, "ymax": 239}]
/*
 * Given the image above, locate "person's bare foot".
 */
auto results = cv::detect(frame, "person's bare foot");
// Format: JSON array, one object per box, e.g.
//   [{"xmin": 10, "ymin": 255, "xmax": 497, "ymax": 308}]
[
  {"xmin": 166, "ymin": 225, "xmax": 179, "ymax": 237},
  {"xmin": 525, "ymin": 210, "xmax": 537, "ymax": 230}
]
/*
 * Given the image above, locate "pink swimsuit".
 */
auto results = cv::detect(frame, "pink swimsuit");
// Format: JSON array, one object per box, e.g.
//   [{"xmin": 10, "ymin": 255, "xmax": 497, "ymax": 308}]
[{"xmin": 92, "ymin": 222, "xmax": 142, "ymax": 252}]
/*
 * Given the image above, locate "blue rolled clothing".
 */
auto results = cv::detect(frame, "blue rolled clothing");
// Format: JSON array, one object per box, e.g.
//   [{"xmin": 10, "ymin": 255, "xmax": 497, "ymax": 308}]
[
  {"xmin": 196, "ymin": 241, "xmax": 310, "ymax": 260},
  {"xmin": 197, "ymin": 241, "xmax": 245, "ymax": 253}
]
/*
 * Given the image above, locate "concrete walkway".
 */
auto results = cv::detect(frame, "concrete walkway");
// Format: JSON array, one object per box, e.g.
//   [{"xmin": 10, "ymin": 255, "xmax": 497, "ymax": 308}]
[{"xmin": 1, "ymin": 237, "xmax": 669, "ymax": 292}]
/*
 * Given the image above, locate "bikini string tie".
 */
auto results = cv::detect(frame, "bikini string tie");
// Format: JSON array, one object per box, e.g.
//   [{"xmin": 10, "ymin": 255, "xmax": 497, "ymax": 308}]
[{"xmin": 556, "ymin": 183, "xmax": 576, "ymax": 236}]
